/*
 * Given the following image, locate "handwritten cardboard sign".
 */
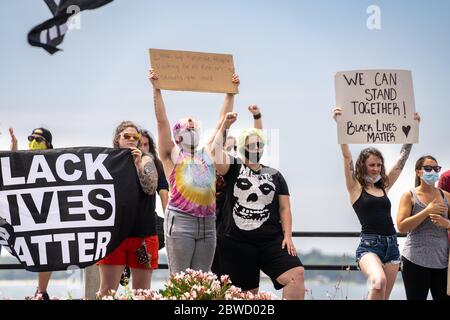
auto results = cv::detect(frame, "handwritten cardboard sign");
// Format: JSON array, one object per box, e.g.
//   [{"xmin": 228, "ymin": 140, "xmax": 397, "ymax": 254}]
[
  {"xmin": 335, "ymin": 70, "xmax": 418, "ymax": 144},
  {"xmin": 149, "ymin": 49, "xmax": 238, "ymax": 94}
]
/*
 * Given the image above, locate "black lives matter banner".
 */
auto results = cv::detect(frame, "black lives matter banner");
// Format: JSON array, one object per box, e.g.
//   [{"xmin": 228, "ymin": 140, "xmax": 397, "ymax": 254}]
[
  {"xmin": 28, "ymin": 0, "xmax": 113, "ymax": 54},
  {"xmin": 0, "ymin": 147, "xmax": 149, "ymax": 272}
]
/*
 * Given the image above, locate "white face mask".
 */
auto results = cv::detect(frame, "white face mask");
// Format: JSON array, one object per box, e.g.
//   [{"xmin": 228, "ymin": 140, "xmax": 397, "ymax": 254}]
[
  {"xmin": 365, "ymin": 174, "xmax": 381, "ymax": 184},
  {"xmin": 179, "ymin": 129, "xmax": 200, "ymax": 150}
]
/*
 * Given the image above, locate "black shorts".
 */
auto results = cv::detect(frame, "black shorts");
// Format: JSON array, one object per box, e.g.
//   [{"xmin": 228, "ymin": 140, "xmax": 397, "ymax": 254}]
[{"xmin": 218, "ymin": 236, "xmax": 303, "ymax": 291}]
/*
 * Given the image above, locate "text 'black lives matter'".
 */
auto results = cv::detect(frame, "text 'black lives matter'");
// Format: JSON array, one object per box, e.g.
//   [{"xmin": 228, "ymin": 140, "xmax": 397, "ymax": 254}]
[{"xmin": 0, "ymin": 147, "xmax": 149, "ymax": 272}]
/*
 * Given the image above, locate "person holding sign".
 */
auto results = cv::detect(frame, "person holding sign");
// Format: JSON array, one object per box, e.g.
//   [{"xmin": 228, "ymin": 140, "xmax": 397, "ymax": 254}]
[
  {"xmin": 333, "ymin": 107, "xmax": 420, "ymax": 300},
  {"xmin": 211, "ymin": 112, "xmax": 305, "ymax": 300},
  {"xmin": 9, "ymin": 127, "xmax": 54, "ymax": 300},
  {"xmin": 397, "ymin": 156, "xmax": 450, "ymax": 300},
  {"xmin": 97, "ymin": 121, "xmax": 158, "ymax": 298},
  {"xmin": 148, "ymin": 69, "xmax": 240, "ymax": 275},
  {"xmin": 119, "ymin": 129, "xmax": 169, "ymax": 288}
]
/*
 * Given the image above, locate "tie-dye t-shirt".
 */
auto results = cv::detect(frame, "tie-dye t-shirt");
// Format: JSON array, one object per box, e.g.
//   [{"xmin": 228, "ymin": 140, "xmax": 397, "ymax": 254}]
[{"xmin": 168, "ymin": 150, "xmax": 216, "ymax": 217}]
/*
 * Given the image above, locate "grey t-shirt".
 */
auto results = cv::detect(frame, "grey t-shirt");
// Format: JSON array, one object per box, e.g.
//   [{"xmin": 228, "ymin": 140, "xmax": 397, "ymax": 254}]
[{"xmin": 402, "ymin": 188, "xmax": 449, "ymax": 269}]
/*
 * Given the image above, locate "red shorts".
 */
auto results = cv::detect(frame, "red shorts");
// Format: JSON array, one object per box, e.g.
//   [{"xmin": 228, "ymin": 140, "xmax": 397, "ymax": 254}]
[{"xmin": 97, "ymin": 236, "xmax": 159, "ymax": 269}]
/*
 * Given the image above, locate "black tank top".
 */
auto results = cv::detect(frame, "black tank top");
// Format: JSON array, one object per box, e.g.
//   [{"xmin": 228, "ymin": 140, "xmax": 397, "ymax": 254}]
[{"xmin": 352, "ymin": 188, "xmax": 396, "ymax": 236}]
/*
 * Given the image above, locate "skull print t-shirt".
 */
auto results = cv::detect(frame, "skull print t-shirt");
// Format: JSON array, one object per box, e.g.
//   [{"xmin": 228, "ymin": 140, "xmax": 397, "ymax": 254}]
[{"xmin": 219, "ymin": 159, "xmax": 290, "ymax": 242}]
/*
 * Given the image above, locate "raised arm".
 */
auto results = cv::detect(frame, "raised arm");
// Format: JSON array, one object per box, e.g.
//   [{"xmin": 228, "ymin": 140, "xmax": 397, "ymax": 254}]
[
  {"xmin": 384, "ymin": 143, "xmax": 412, "ymax": 190},
  {"xmin": 248, "ymin": 104, "xmax": 263, "ymax": 129},
  {"xmin": 279, "ymin": 195, "xmax": 297, "ymax": 256},
  {"xmin": 206, "ymin": 74, "xmax": 240, "ymax": 148},
  {"xmin": 333, "ymin": 107, "xmax": 359, "ymax": 195},
  {"xmin": 386, "ymin": 113, "xmax": 420, "ymax": 190},
  {"xmin": 211, "ymin": 112, "xmax": 237, "ymax": 175},
  {"xmin": 148, "ymin": 69, "xmax": 175, "ymax": 161},
  {"xmin": 9, "ymin": 127, "xmax": 18, "ymax": 151}
]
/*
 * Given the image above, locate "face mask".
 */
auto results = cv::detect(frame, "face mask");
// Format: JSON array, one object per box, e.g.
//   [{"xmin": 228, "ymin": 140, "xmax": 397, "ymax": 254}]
[
  {"xmin": 28, "ymin": 140, "xmax": 47, "ymax": 150},
  {"xmin": 179, "ymin": 130, "xmax": 199, "ymax": 150},
  {"xmin": 421, "ymin": 171, "xmax": 440, "ymax": 185},
  {"xmin": 365, "ymin": 174, "xmax": 381, "ymax": 184},
  {"xmin": 244, "ymin": 149, "xmax": 263, "ymax": 163}
]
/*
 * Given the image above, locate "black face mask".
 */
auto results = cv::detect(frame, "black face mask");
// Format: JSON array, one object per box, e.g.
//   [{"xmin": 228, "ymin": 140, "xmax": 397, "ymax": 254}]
[{"xmin": 245, "ymin": 149, "xmax": 263, "ymax": 163}]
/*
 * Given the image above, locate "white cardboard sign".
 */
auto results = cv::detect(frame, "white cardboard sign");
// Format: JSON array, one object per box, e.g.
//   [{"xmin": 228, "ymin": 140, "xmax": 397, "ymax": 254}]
[{"xmin": 335, "ymin": 70, "xmax": 419, "ymax": 144}]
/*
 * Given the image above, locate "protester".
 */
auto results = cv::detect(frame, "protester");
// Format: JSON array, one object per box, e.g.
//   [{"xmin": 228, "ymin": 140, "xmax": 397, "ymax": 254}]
[
  {"xmin": 397, "ymin": 155, "xmax": 450, "ymax": 300},
  {"xmin": 9, "ymin": 127, "xmax": 54, "ymax": 300},
  {"xmin": 332, "ymin": 107, "xmax": 420, "ymax": 300},
  {"xmin": 211, "ymin": 112, "xmax": 305, "ymax": 300},
  {"xmin": 148, "ymin": 69, "xmax": 239, "ymax": 274},
  {"xmin": 97, "ymin": 121, "xmax": 158, "ymax": 297},
  {"xmin": 212, "ymin": 105, "xmax": 263, "ymax": 277},
  {"xmin": 438, "ymin": 169, "xmax": 450, "ymax": 193}
]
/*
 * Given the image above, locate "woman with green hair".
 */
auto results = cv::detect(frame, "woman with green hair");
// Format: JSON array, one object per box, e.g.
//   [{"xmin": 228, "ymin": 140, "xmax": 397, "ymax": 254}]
[{"xmin": 210, "ymin": 112, "xmax": 305, "ymax": 300}]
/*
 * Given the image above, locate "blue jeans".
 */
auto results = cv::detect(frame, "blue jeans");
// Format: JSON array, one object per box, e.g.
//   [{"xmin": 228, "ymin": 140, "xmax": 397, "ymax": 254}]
[{"xmin": 356, "ymin": 233, "xmax": 400, "ymax": 267}]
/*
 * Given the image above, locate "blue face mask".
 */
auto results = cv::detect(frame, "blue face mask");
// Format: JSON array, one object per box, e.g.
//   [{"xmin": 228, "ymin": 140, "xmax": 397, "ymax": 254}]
[{"xmin": 421, "ymin": 171, "xmax": 440, "ymax": 185}]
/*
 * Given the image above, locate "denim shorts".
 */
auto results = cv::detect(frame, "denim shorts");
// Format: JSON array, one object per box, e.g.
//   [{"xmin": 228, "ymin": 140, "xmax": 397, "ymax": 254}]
[{"xmin": 355, "ymin": 233, "xmax": 400, "ymax": 267}]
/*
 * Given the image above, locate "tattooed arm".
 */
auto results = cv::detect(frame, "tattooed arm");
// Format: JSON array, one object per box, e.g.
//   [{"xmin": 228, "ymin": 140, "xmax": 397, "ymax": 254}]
[
  {"xmin": 340, "ymin": 144, "xmax": 359, "ymax": 195},
  {"xmin": 137, "ymin": 154, "xmax": 158, "ymax": 195},
  {"xmin": 386, "ymin": 144, "xmax": 412, "ymax": 191}
]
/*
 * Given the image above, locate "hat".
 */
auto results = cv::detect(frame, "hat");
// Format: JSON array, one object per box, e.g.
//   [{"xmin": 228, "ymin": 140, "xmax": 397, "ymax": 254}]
[{"xmin": 31, "ymin": 127, "xmax": 53, "ymax": 148}]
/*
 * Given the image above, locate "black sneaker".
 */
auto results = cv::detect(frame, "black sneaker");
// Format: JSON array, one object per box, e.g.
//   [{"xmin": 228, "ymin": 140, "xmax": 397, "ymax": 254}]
[{"xmin": 120, "ymin": 266, "xmax": 130, "ymax": 287}]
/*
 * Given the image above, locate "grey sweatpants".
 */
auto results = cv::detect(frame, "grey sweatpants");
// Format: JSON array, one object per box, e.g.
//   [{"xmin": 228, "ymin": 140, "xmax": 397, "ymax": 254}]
[{"xmin": 164, "ymin": 209, "xmax": 216, "ymax": 275}]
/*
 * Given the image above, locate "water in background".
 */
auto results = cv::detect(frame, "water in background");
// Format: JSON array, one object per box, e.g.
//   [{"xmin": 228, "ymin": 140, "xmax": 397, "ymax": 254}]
[{"xmin": 0, "ymin": 268, "xmax": 410, "ymax": 300}]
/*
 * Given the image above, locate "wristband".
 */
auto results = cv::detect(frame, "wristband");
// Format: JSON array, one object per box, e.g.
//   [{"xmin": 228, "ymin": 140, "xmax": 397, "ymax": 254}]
[{"xmin": 253, "ymin": 113, "xmax": 261, "ymax": 120}]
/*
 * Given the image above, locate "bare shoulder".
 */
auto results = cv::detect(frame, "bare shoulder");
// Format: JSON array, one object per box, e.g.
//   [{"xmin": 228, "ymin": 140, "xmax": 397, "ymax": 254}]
[{"xmin": 401, "ymin": 190, "xmax": 413, "ymax": 200}]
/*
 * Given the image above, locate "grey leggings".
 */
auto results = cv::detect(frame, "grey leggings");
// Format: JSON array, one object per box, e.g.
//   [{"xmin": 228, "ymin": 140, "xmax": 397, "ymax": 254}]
[{"xmin": 164, "ymin": 209, "xmax": 216, "ymax": 275}]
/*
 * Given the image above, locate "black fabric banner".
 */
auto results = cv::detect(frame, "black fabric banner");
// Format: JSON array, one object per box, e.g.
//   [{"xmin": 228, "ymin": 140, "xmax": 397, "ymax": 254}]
[
  {"xmin": 0, "ymin": 147, "xmax": 149, "ymax": 272},
  {"xmin": 28, "ymin": 0, "xmax": 113, "ymax": 54}
]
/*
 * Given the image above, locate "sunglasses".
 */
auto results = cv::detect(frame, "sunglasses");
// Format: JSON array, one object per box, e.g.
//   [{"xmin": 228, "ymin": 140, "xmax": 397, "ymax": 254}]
[
  {"xmin": 121, "ymin": 133, "xmax": 142, "ymax": 141},
  {"xmin": 422, "ymin": 165, "xmax": 442, "ymax": 173},
  {"xmin": 226, "ymin": 146, "xmax": 237, "ymax": 152},
  {"xmin": 246, "ymin": 142, "xmax": 264, "ymax": 150},
  {"xmin": 27, "ymin": 135, "xmax": 46, "ymax": 143}
]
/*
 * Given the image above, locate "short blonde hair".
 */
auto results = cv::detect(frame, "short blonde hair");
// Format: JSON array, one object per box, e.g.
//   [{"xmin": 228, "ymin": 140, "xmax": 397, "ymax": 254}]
[{"xmin": 237, "ymin": 128, "xmax": 267, "ymax": 157}]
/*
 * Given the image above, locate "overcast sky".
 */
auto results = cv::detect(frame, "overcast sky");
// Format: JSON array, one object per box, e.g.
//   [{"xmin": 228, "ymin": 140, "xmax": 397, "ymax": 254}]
[{"xmin": 1, "ymin": 0, "xmax": 450, "ymax": 255}]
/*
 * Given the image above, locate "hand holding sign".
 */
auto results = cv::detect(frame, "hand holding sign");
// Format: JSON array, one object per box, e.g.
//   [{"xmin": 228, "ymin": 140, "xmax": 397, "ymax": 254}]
[
  {"xmin": 149, "ymin": 49, "xmax": 238, "ymax": 94},
  {"xmin": 332, "ymin": 107, "xmax": 342, "ymax": 122},
  {"xmin": 148, "ymin": 68, "xmax": 158, "ymax": 87},
  {"xmin": 130, "ymin": 147, "xmax": 143, "ymax": 168},
  {"xmin": 335, "ymin": 70, "xmax": 419, "ymax": 144}
]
